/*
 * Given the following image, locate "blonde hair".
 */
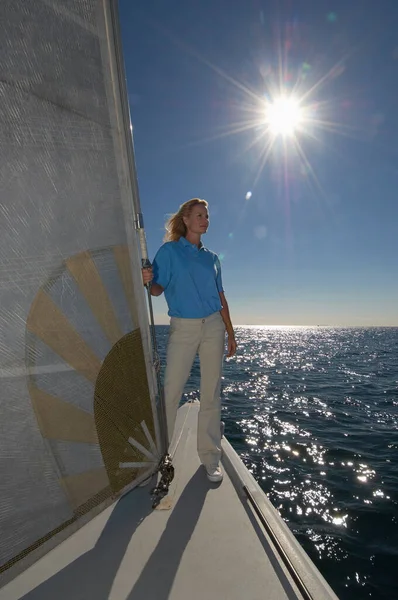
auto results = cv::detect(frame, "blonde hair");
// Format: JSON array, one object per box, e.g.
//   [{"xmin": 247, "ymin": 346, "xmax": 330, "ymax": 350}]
[{"xmin": 164, "ymin": 198, "xmax": 208, "ymax": 242}]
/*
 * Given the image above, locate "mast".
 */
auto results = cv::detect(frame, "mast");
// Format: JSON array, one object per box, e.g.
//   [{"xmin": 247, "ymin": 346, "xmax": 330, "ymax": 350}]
[{"xmin": 106, "ymin": 0, "xmax": 172, "ymax": 502}]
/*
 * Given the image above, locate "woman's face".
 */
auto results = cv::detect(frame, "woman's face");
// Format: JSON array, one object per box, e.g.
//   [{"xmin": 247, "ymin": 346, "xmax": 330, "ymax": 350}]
[{"xmin": 183, "ymin": 204, "xmax": 209, "ymax": 235}]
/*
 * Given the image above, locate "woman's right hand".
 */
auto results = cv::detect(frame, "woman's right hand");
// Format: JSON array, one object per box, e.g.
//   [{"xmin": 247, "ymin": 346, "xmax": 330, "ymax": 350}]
[{"xmin": 142, "ymin": 267, "xmax": 154, "ymax": 286}]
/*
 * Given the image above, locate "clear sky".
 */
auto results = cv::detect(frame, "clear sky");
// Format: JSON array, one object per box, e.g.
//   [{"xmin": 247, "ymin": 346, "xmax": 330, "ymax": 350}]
[{"xmin": 119, "ymin": 0, "xmax": 398, "ymax": 326}]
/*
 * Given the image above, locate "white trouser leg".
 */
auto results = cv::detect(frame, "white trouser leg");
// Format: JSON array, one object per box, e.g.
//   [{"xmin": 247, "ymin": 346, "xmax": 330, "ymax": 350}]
[
  {"xmin": 163, "ymin": 318, "xmax": 200, "ymax": 445},
  {"xmin": 197, "ymin": 313, "xmax": 225, "ymax": 466}
]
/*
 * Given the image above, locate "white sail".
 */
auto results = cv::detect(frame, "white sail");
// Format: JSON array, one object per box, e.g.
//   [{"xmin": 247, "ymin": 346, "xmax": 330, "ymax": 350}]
[{"xmin": 0, "ymin": 0, "xmax": 159, "ymax": 584}]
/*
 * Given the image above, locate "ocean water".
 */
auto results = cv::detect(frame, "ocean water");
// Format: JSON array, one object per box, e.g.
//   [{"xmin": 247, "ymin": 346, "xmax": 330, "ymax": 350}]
[{"xmin": 155, "ymin": 326, "xmax": 398, "ymax": 600}]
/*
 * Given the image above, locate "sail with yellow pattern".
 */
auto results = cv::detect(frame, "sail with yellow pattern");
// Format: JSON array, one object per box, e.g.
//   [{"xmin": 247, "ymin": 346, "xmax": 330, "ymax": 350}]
[{"xmin": 0, "ymin": 0, "xmax": 160, "ymax": 585}]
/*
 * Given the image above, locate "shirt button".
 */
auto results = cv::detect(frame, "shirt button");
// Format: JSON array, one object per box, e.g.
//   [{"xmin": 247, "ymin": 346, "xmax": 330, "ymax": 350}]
[{"xmin": 202, "ymin": 319, "xmax": 205, "ymax": 323}]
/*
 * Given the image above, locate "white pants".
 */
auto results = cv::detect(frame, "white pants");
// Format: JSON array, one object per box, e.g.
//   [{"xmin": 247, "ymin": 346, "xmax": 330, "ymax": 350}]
[{"xmin": 164, "ymin": 311, "xmax": 225, "ymax": 467}]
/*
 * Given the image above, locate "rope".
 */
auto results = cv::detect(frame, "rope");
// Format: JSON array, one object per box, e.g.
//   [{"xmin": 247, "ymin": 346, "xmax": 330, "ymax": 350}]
[
  {"xmin": 143, "ymin": 265, "xmax": 169, "ymax": 454},
  {"xmin": 143, "ymin": 273, "xmax": 175, "ymax": 508}
]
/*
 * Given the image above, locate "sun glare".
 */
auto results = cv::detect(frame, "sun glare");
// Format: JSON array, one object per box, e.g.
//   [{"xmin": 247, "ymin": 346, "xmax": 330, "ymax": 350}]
[
  {"xmin": 176, "ymin": 26, "xmax": 350, "ymax": 195},
  {"xmin": 265, "ymin": 96, "xmax": 303, "ymax": 136}
]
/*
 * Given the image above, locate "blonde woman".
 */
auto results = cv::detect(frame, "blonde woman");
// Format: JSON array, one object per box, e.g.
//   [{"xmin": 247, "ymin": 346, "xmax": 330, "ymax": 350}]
[{"xmin": 142, "ymin": 198, "xmax": 236, "ymax": 482}]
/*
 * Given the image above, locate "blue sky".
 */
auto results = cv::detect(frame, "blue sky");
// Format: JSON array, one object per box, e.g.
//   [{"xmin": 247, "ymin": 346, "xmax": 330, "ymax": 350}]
[{"xmin": 120, "ymin": 0, "xmax": 398, "ymax": 326}]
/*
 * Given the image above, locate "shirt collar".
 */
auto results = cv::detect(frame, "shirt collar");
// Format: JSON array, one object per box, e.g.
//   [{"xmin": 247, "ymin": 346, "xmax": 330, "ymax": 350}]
[{"xmin": 179, "ymin": 237, "xmax": 204, "ymax": 251}]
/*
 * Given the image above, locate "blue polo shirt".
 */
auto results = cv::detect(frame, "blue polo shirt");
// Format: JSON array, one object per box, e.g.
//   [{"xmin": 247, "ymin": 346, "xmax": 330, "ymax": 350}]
[{"xmin": 152, "ymin": 237, "xmax": 224, "ymax": 318}]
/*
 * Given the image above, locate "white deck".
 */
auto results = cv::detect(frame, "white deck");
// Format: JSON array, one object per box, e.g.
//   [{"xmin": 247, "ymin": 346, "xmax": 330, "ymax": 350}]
[{"xmin": 0, "ymin": 402, "xmax": 338, "ymax": 600}]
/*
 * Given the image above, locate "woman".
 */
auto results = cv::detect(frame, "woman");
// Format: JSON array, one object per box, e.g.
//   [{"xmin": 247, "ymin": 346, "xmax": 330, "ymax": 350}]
[{"xmin": 142, "ymin": 198, "xmax": 236, "ymax": 482}]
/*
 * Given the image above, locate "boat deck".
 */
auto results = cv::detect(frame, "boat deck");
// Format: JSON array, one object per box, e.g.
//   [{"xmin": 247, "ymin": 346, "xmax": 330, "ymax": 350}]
[{"xmin": 0, "ymin": 402, "xmax": 337, "ymax": 600}]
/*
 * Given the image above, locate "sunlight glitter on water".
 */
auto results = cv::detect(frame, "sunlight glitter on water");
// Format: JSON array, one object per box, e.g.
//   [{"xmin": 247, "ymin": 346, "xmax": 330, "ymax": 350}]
[{"xmin": 220, "ymin": 326, "xmax": 398, "ymax": 598}]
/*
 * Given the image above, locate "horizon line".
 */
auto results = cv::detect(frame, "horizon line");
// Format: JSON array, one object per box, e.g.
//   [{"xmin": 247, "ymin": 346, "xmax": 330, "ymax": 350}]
[{"xmin": 153, "ymin": 322, "xmax": 398, "ymax": 328}]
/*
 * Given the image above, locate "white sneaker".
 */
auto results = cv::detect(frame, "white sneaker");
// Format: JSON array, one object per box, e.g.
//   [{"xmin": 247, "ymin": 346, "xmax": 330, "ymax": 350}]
[{"xmin": 205, "ymin": 464, "xmax": 223, "ymax": 483}]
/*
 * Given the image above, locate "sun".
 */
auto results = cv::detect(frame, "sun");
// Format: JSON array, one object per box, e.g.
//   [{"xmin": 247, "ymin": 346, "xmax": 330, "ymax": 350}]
[{"xmin": 265, "ymin": 96, "xmax": 303, "ymax": 137}]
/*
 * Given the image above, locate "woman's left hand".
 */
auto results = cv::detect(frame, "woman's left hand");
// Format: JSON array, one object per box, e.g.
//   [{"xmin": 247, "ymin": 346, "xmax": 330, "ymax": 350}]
[{"xmin": 227, "ymin": 334, "xmax": 237, "ymax": 358}]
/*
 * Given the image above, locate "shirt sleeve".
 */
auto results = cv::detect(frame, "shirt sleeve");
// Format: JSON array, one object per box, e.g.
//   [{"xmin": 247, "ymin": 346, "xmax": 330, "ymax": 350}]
[
  {"xmin": 215, "ymin": 256, "xmax": 224, "ymax": 293},
  {"xmin": 152, "ymin": 244, "xmax": 172, "ymax": 290}
]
